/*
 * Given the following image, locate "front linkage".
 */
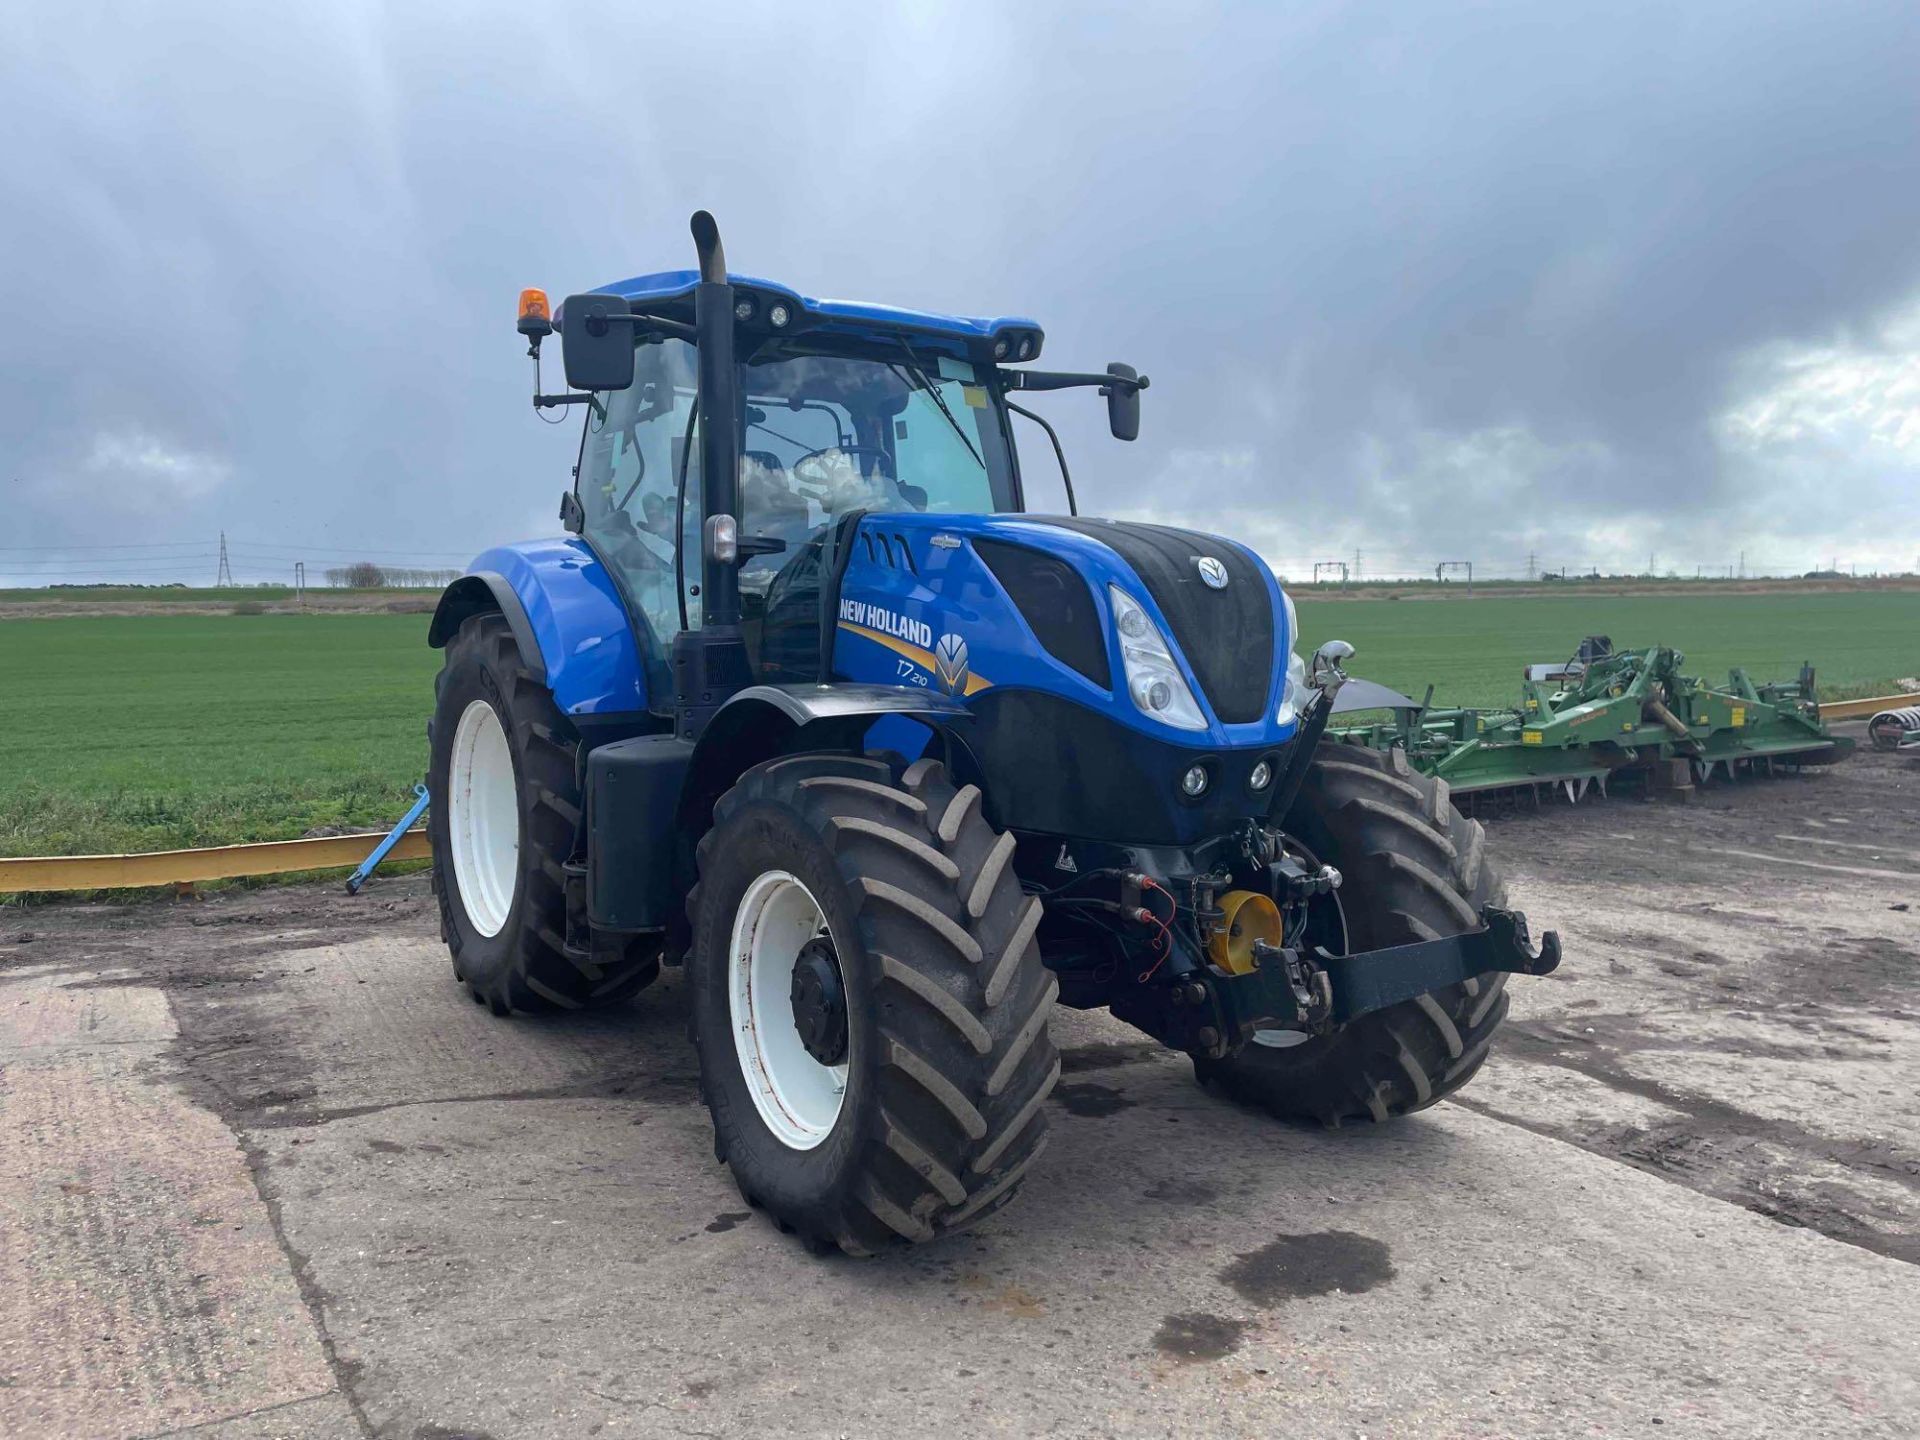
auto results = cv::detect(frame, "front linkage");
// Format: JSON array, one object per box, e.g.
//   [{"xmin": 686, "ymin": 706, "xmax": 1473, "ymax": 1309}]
[
  {"xmin": 1087, "ymin": 817, "xmax": 1563, "ymax": 1066},
  {"xmin": 1099, "ymin": 647, "xmax": 1561, "ymax": 1065},
  {"xmin": 1142, "ymin": 905, "xmax": 1560, "ymax": 1061}
]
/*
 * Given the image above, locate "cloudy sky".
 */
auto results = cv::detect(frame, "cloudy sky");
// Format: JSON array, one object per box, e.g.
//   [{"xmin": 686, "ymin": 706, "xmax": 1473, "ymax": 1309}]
[{"xmin": 3, "ymin": 1, "xmax": 1917, "ymax": 585}]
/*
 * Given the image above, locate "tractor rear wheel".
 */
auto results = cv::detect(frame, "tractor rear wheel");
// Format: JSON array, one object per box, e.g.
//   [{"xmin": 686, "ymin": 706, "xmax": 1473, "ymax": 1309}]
[
  {"xmin": 428, "ymin": 612, "xmax": 659, "ymax": 1015},
  {"xmin": 687, "ymin": 753, "xmax": 1059, "ymax": 1255},
  {"xmin": 1195, "ymin": 742, "xmax": 1510, "ymax": 1125}
]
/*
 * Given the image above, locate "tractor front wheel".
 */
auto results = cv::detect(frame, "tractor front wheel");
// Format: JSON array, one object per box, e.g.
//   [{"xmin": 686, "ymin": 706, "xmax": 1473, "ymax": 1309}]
[
  {"xmin": 687, "ymin": 754, "xmax": 1059, "ymax": 1255},
  {"xmin": 1195, "ymin": 743, "xmax": 1511, "ymax": 1125},
  {"xmin": 428, "ymin": 612, "xmax": 659, "ymax": 1015}
]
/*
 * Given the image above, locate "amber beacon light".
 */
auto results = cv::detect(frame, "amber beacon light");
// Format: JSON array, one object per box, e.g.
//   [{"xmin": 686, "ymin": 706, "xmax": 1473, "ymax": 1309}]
[{"xmin": 516, "ymin": 287, "xmax": 552, "ymax": 337}]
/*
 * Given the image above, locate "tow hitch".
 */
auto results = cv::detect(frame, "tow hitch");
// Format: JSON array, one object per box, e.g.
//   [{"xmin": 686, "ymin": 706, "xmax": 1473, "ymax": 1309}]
[{"xmin": 1135, "ymin": 906, "xmax": 1561, "ymax": 1059}]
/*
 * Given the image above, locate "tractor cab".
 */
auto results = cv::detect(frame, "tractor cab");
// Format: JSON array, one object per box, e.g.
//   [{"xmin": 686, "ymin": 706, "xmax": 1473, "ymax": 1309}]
[
  {"xmin": 524, "ymin": 237, "xmax": 1143, "ymax": 718},
  {"xmin": 566, "ymin": 317, "xmax": 1025, "ymax": 693}
]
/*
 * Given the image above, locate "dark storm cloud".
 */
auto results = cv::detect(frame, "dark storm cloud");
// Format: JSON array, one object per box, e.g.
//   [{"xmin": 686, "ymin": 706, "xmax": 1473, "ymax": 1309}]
[{"xmin": 2, "ymin": 1, "xmax": 1916, "ymax": 582}]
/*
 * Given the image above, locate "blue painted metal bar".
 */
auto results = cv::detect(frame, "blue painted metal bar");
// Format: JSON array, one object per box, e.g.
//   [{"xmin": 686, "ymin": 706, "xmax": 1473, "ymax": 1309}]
[{"xmin": 345, "ymin": 783, "xmax": 430, "ymax": 895}]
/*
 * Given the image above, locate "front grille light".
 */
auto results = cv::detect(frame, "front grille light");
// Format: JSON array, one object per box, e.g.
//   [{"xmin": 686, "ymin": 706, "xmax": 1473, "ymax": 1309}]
[{"xmin": 1109, "ymin": 585, "xmax": 1208, "ymax": 731}]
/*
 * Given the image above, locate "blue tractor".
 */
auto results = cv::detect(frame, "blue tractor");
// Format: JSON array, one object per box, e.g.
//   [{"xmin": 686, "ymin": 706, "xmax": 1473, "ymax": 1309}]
[{"xmin": 427, "ymin": 213, "xmax": 1559, "ymax": 1254}]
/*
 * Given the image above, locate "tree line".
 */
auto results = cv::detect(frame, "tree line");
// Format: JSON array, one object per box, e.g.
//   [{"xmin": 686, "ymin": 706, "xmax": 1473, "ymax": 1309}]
[{"xmin": 321, "ymin": 564, "xmax": 464, "ymax": 589}]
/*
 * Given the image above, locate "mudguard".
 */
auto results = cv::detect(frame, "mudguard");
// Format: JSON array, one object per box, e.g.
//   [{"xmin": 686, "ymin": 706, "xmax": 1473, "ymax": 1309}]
[
  {"xmin": 674, "ymin": 682, "xmax": 970, "ymax": 836},
  {"xmin": 585, "ymin": 682, "xmax": 971, "ymax": 935},
  {"xmin": 429, "ymin": 538, "xmax": 650, "ymax": 717}
]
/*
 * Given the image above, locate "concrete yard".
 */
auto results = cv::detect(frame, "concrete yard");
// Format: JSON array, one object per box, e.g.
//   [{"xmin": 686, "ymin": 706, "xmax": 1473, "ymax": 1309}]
[{"xmin": 2, "ymin": 731, "xmax": 1916, "ymax": 1438}]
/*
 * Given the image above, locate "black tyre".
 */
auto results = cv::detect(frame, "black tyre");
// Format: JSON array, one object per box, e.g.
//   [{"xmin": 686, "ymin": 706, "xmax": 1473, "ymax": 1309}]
[
  {"xmin": 687, "ymin": 753, "xmax": 1059, "ymax": 1255},
  {"xmin": 428, "ymin": 612, "xmax": 659, "ymax": 1015},
  {"xmin": 1196, "ymin": 743, "xmax": 1510, "ymax": 1125}
]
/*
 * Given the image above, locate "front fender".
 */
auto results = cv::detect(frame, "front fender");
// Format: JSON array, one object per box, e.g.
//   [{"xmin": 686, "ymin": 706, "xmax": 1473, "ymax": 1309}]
[
  {"xmin": 429, "ymin": 537, "xmax": 649, "ymax": 716},
  {"xmin": 676, "ymin": 683, "xmax": 970, "ymax": 838}
]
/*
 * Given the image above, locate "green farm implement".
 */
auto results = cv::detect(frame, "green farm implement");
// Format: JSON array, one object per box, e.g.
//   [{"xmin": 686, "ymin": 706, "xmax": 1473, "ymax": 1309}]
[{"xmin": 1328, "ymin": 636, "xmax": 1854, "ymax": 803}]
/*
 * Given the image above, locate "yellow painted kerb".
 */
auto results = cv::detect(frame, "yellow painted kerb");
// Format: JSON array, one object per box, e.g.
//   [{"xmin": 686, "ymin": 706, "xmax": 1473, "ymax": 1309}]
[{"xmin": 0, "ymin": 830, "xmax": 431, "ymax": 894}]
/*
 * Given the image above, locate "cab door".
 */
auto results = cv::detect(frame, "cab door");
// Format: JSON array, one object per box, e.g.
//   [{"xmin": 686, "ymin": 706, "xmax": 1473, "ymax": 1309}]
[{"xmin": 573, "ymin": 338, "xmax": 702, "ymax": 706}]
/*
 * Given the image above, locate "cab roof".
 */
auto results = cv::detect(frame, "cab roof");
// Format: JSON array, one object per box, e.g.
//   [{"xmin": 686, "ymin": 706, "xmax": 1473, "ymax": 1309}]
[{"xmin": 582, "ymin": 269, "xmax": 1043, "ymax": 352}]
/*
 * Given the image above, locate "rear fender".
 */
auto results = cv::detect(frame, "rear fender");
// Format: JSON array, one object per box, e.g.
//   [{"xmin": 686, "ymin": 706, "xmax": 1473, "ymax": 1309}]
[{"xmin": 429, "ymin": 538, "xmax": 650, "ymax": 716}]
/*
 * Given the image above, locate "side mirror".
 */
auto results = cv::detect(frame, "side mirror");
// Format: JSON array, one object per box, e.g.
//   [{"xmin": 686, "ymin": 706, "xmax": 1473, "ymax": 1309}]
[
  {"xmin": 1309, "ymin": 640, "xmax": 1355, "ymax": 702},
  {"xmin": 559, "ymin": 293, "xmax": 636, "ymax": 392},
  {"xmin": 1104, "ymin": 362, "xmax": 1140, "ymax": 441}
]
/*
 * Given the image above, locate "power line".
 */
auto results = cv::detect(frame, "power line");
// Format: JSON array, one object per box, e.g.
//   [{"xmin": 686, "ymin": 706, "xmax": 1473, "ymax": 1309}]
[
  {"xmin": 0, "ymin": 560, "xmax": 221, "ymax": 575},
  {"xmin": 215, "ymin": 532, "xmax": 234, "ymax": 586},
  {"xmin": 0, "ymin": 537, "xmax": 478, "ymax": 557},
  {"xmin": 0, "ymin": 539, "xmax": 221, "ymax": 552},
  {"xmin": 228, "ymin": 545, "xmax": 480, "ymax": 560}
]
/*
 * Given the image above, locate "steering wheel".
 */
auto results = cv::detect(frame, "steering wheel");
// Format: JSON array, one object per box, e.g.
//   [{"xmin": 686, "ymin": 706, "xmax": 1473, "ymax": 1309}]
[
  {"xmin": 791, "ymin": 445, "xmax": 923, "ymax": 511},
  {"xmin": 792, "ymin": 444, "xmax": 894, "ymax": 485}
]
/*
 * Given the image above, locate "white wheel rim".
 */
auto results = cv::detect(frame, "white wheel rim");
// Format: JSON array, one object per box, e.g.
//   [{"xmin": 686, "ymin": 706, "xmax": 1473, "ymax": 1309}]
[
  {"xmin": 1251, "ymin": 1028, "xmax": 1312, "ymax": 1048},
  {"xmin": 447, "ymin": 698, "xmax": 519, "ymax": 938},
  {"xmin": 728, "ymin": 871, "xmax": 848, "ymax": 1150}
]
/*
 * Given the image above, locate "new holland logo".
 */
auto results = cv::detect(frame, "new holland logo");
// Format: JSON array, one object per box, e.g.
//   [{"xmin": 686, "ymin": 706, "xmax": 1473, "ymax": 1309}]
[
  {"xmin": 838, "ymin": 599, "xmax": 933, "ymax": 649},
  {"xmin": 934, "ymin": 633, "xmax": 970, "ymax": 695},
  {"xmin": 1195, "ymin": 556, "xmax": 1229, "ymax": 589}
]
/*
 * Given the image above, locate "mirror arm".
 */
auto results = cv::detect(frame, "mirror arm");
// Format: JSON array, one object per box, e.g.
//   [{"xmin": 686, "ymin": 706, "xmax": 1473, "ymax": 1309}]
[
  {"xmin": 627, "ymin": 313, "xmax": 698, "ymax": 343},
  {"xmin": 1001, "ymin": 369, "xmax": 1150, "ymax": 394},
  {"xmin": 529, "ymin": 335, "xmax": 605, "ymax": 418},
  {"xmin": 559, "ymin": 310, "xmax": 698, "ymax": 345}
]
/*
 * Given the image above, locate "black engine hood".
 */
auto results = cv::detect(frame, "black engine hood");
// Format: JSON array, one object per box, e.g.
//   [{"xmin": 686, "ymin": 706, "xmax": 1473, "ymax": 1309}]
[{"xmin": 1028, "ymin": 516, "xmax": 1276, "ymax": 725}]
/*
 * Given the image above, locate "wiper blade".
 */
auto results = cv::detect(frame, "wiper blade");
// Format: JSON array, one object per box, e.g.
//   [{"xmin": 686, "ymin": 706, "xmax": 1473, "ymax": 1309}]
[{"xmin": 891, "ymin": 341, "xmax": 985, "ymax": 471}]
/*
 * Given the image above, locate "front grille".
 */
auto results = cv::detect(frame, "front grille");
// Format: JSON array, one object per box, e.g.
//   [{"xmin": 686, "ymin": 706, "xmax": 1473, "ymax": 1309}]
[{"xmin": 1032, "ymin": 518, "xmax": 1274, "ymax": 724}]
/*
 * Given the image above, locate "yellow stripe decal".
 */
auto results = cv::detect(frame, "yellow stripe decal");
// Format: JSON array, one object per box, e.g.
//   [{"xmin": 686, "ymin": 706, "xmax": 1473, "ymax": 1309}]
[{"xmin": 837, "ymin": 622, "xmax": 992, "ymax": 695}]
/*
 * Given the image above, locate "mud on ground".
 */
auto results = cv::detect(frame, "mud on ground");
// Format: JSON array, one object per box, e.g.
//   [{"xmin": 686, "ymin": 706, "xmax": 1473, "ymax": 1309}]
[{"xmin": 1467, "ymin": 730, "xmax": 1920, "ymax": 1265}]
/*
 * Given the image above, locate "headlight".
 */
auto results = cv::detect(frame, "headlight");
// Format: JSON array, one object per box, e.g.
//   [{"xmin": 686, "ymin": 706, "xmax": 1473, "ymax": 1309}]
[
  {"xmin": 1109, "ymin": 585, "xmax": 1208, "ymax": 731},
  {"xmin": 1276, "ymin": 588, "xmax": 1309, "ymax": 725}
]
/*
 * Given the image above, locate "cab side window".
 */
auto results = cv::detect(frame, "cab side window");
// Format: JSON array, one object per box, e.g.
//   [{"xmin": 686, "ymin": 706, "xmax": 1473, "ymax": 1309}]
[{"xmin": 576, "ymin": 339, "xmax": 701, "ymax": 660}]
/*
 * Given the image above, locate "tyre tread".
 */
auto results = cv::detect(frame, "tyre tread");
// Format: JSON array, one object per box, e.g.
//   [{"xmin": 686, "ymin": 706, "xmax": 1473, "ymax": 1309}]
[
  {"xmin": 691, "ymin": 753, "xmax": 1058, "ymax": 1254},
  {"xmin": 1197, "ymin": 740, "xmax": 1512, "ymax": 1126},
  {"xmin": 430, "ymin": 612, "xmax": 659, "ymax": 1015}
]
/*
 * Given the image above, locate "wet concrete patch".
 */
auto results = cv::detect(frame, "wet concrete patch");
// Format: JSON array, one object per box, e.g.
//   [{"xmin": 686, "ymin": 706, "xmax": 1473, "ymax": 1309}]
[
  {"xmin": 1153, "ymin": 1311, "xmax": 1249, "ymax": 1363},
  {"xmin": 1053, "ymin": 1082, "xmax": 1134, "ymax": 1117},
  {"xmin": 1057, "ymin": 1040, "xmax": 1165, "ymax": 1074},
  {"xmin": 1220, "ymin": 1230, "xmax": 1396, "ymax": 1306},
  {"xmin": 1144, "ymin": 1177, "xmax": 1221, "ymax": 1205}
]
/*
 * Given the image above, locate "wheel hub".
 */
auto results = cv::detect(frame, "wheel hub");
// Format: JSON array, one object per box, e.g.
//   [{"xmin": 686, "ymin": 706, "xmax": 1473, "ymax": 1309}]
[{"xmin": 789, "ymin": 938, "xmax": 848, "ymax": 1066}]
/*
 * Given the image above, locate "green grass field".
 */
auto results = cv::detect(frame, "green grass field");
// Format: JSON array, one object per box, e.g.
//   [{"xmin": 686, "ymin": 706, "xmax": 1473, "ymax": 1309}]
[
  {"xmin": 0, "ymin": 614, "xmax": 438, "ymax": 858},
  {"xmin": 1293, "ymin": 591, "xmax": 1920, "ymax": 709},
  {"xmin": 1, "ymin": 590, "xmax": 1914, "ymax": 860},
  {"xmin": 0, "ymin": 586, "xmax": 428, "ymax": 605}
]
